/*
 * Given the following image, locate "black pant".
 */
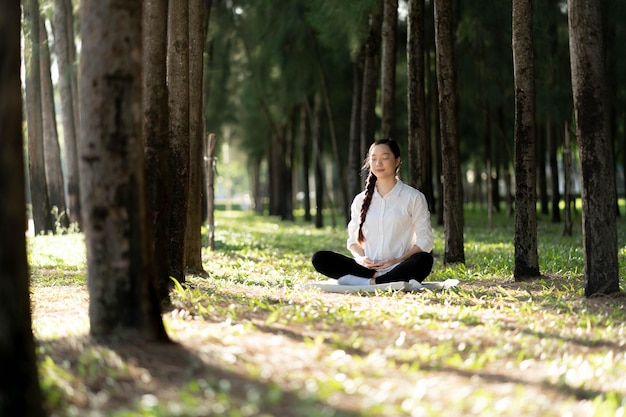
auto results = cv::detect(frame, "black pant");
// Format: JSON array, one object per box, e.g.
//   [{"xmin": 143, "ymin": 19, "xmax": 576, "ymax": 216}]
[{"xmin": 311, "ymin": 250, "xmax": 434, "ymax": 284}]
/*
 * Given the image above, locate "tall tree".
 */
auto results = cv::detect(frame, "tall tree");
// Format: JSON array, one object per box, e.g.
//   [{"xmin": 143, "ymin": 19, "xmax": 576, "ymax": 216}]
[
  {"xmin": 53, "ymin": 0, "xmax": 81, "ymax": 226},
  {"xmin": 80, "ymin": 0, "xmax": 168, "ymax": 339},
  {"xmin": 40, "ymin": 16, "xmax": 68, "ymax": 229},
  {"xmin": 0, "ymin": 3, "xmax": 46, "ymax": 415},
  {"xmin": 185, "ymin": 0, "xmax": 210, "ymax": 274},
  {"xmin": 380, "ymin": 0, "xmax": 397, "ymax": 139},
  {"xmin": 360, "ymin": 1, "xmax": 383, "ymax": 156},
  {"xmin": 167, "ymin": 0, "xmax": 191, "ymax": 282},
  {"xmin": 143, "ymin": 0, "xmax": 171, "ymax": 302},
  {"xmin": 24, "ymin": 0, "xmax": 53, "ymax": 234},
  {"xmin": 406, "ymin": 0, "xmax": 431, "ymax": 204},
  {"xmin": 568, "ymin": 0, "xmax": 620, "ymax": 296},
  {"xmin": 434, "ymin": 0, "xmax": 464, "ymax": 264},
  {"xmin": 512, "ymin": 0, "xmax": 540, "ymax": 280}
]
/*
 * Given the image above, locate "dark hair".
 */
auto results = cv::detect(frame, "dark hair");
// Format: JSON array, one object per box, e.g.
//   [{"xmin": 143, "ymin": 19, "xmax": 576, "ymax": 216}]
[{"xmin": 357, "ymin": 139, "xmax": 401, "ymax": 244}]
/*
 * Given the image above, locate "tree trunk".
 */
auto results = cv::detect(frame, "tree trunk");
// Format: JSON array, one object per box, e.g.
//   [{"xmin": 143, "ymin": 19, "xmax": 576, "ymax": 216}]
[
  {"xmin": 407, "ymin": 0, "xmax": 431, "ymax": 204},
  {"xmin": 512, "ymin": 0, "xmax": 540, "ymax": 280},
  {"xmin": 80, "ymin": 0, "xmax": 168, "ymax": 340},
  {"xmin": 360, "ymin": 1, "xmax": 383, "ymax": 156},
  {"xmin": 0, "ymin": 4, "xmax": 46, "ymax": 414},
  {"xmin": 204, "ymin": 133, "xmax": 218, "ymax": 249},
  {"xmin": 312, "ymin": 96, "xmax": 325, "ymax": 228},
  {"xmin": 53, "ymin": 0, "xmax": 81, "ymax": 226},
  {"xmin": 548, "ymin": 120, "xmax": 561, "ymax": 223},
  {"xmin": 563, "ymin": 121, "xmax": 573, "ymax": 236},
  {"xmin": 143, "ymin": 0, "xmax": 171, "ymax": 302},
  {"xmin": 40, "ymin": 16, "xmax": 68, "ymax": 230},
  {"xmin": 301, "ymin": 101, "xmax": 312, "ymax": 222},
  {"xmin": 537, "ymin": 126, "xmax": 548, "ymax": 215},
  {"xmin": 380, "ymin": 0, "xmax": 397, "ymax": 139},
  {"xmin": 185, "ymin": 0, "xmax": 210, "ymax": 274},
  {"xmin": 348, "ymin": 55, "xmax": 364, "ymax": 206},
  {"xmin": 434, "ymin": 0, "xmax": 464, "ymax": 264},
  {"xmin": 568, "ymin": 0, "xmax": 620, "ymax": 296},
  {"xmin": 167, "ymin": 0, "xmax": 190, "ymax": 282},
  {"xmin": 24, "ymin": 0, "xmax": 53, "ymax": 235}
]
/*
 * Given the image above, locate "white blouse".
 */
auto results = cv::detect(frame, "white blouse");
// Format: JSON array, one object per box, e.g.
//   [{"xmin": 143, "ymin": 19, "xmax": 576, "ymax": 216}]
[{"xmin": 346, "ymin": 180, "xmax": 434, "ymax": 274}]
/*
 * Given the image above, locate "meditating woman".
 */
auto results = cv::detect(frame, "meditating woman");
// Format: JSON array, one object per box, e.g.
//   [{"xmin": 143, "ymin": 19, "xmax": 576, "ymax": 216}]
[{"xmin": 311, "ymin": 138, "xmax": 434, "ymax": 286}]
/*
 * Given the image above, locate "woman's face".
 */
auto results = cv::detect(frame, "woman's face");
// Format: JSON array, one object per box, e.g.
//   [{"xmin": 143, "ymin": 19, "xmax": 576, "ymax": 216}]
[{"xmin": 369, "ymin": 144, "xmax": 400, "ymax": 179}]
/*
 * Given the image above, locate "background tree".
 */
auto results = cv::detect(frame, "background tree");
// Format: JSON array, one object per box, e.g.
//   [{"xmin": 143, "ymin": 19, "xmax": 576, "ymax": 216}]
[
  {"xmin": 40, "ymin": 15, "xmax": 68, "ymax": 230},
  {"xmin": 380, "ymin": 0, "xmax": 397, "ymax": 139},
  {"xmin": 24, "ymin": 0, "xmax": 53, "ymax": 234},
  {"xmin": 167, "ymin": 0, "xmax": 191, "ymax": 282},
  {"xmin": 53, "ymin": 0, "xmax": 81, "ymax": 226},
  {"xmin": 185, "ymin": 0, "xmax": 211, "ymax": 274},
  {"xmin": 79, "ymin": 0, "xmax": 168, "ymax": 339},
  {"xmin": 434, "ymin": 0, "xmax": 464, "ymax": 264},
  {"xmin": 406, "ymin": 0, "xmax": 431, "ymax": 203},
  {"xmin": 143, "ymin": 0, "xmax": 171, "ymax": 302},
  {"xmin": 512, "ymin": 0, "xmax": 539, "ymax": 280},
  {"xmin": 568, "ymin": 0, "xmax": 620, "ymax": 296},
  {"xmin": 0, "ymin": 2, "xmax": 46, "ymax": 414}
]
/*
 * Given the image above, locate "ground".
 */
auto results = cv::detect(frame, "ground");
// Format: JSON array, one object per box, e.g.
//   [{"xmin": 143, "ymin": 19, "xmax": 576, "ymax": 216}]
[{"xmin": 31, "ymin": 276, "xmax": 626, "ymax": 417}]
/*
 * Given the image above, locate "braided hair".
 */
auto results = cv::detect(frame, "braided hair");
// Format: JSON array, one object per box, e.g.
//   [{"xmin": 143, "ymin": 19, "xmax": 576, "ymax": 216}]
[{"xmin": 357, "ymin": 138, "xmax": 401, "ymax": 244}]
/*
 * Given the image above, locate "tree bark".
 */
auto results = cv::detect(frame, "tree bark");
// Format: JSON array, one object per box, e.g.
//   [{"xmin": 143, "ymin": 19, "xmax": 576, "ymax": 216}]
[
  {"xmin": 185, "ymin": 0, "xmax": 210, "ymax": 274},
  {"xmin": 80, "ymin": 0, "xmax": 169, "ymax": 340},
  {"xmin": 548, "ymin": 120, "xmax": 561, "ymax": 223},
  {"xmin": 204, "ymin": 133, "xmax": 218, "ymax": 249},
  {"xmin": 301, "ymin": 101, "xmax": 312, "ymax": 222},
  {"xmin": 167, "ymin": 0, "xmax": 191, "ymax": 282},
  {"xmin": 24, "ymin": 0, "xmax": 53, "ymax": 235},
  {"xmin": 348, "ymin": 55, "xmax": 364, "ymax": 205},
  {"xmin": 568, "ymin": 0, "xmax": 620, "ymax": 296},
  {"xmin": 512, "ymin": 0, "xmax": 540, "ymax": 280},
  {"xmin": 380, "ymin": 0, "xmax": 397, "ymax": 139},
  {"xmin": 360, "ymin": 1, "xmax": 383, "ymax": 156},
  {"xmin": 53, "ymin": 0, "xmax": 81, "ymax": 226},
  {"xmin": 434, "ymin": 0, "xmax": 464, "ymax": 264},
  {"xmin": 407, "ymin": 0, "xmax": 431, "ymax": 204},
  {"xmin": 143, "ymin": 0, "xmax": 171, "ymax": 302},
  {"xmin": 0, "ymin": 3, "xmax": 47, "ymax": 414},
  {"xmin": 40, "ymin": 16, "xmax": 68, "ymax": 230}
]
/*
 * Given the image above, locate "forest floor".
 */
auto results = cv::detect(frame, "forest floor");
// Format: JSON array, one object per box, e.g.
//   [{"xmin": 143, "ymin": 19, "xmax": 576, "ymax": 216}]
[{"xmin": 29, "ymin": 210, "xmax": 626, "ymax": 417}]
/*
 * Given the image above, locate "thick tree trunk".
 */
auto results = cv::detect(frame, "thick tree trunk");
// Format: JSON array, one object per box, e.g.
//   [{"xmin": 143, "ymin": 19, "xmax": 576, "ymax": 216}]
[
  {"xmin": 143, "ymin": 0, "xmax": 171, "ymax": 302},
  {"xmin": 0, "ymin": 4, "xmax": 46, "ymax": 414},
  {"xmin": 53, "ymin": 0, "xmax": 81, "ymax": 226},
  {"xmin": 185, "ymin": 0, "xmax": 209, "ymax": 274},
  {"xmin": 512, "ymin": 0, "xmax": 540, "ymax": 280},
  {"xmin": 380, "ymin": 0, "xmax": 397, "ymax": 139},
  {"xmin": 80, "ymin": 0, "xmax": 168, "ymax": 340},
  {"xmin": 434, "ymin": 0, "xmax": 464, "ymax": 264},
  {"xmin": 40, "ymin": 16, "xmax": 68, "ymax": 230},
  {"xmin": 167, "ymin": 0, "xmax": 190, "ymax": 282},
  {"xmin": 24, "ymin": 0, "xmax": 53, "ymax": 235},
  {"xmin": 568, "ymin": 0, "xmax": 620, "ymax": 296},
  {"xmin": 407, "ymin": 0, "xmax": 431, "ymax": 204}
]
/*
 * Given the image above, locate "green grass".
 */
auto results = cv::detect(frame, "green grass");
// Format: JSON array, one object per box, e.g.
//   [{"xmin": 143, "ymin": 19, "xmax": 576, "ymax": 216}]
[{"xmin": 30, "ymin": 208, "xmax": 626, "ymax": 416}]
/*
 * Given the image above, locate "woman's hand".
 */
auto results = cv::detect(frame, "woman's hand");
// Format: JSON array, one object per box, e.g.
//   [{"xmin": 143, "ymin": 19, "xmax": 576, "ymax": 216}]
[{"xmin": 360, "ymin": 257, "xmax": 398, "ymax": 270}]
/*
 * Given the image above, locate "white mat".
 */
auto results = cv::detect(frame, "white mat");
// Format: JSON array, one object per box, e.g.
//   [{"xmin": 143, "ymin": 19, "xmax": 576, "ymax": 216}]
[{"xmin": 297, "ymin": 279, "xmax": 459, "ymax": 294}]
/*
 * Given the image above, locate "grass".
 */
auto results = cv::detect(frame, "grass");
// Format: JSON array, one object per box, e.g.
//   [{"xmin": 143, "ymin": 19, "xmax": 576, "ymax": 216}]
[{"xmin": 28, "ymin": 208, "xmax": 626, "ymax": 416}]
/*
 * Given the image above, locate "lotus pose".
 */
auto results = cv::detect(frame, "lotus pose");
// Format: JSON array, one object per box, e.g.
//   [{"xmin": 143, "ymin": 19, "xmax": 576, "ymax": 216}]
[{"xmin": 312, "ymin": 138, "xmax": 434, "ymax": 286}]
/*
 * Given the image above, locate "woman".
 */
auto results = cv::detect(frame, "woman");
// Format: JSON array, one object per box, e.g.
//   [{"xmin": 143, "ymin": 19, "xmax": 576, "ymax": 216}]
[{"xmin": 312, "ymin": 138, "xmax": 434, "ymax": 286}]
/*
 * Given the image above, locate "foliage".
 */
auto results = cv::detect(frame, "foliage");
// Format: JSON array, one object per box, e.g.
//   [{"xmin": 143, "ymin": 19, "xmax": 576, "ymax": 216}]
[{"xmin": 30, "ymin": 209, "xmax": 626, "ymax": 416}]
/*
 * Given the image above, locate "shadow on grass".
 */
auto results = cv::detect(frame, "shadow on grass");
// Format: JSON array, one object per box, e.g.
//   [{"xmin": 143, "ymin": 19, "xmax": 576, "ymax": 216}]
[{"xmin": 38, "ymin": 335, "xmax": 362, "ymax": 417}]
